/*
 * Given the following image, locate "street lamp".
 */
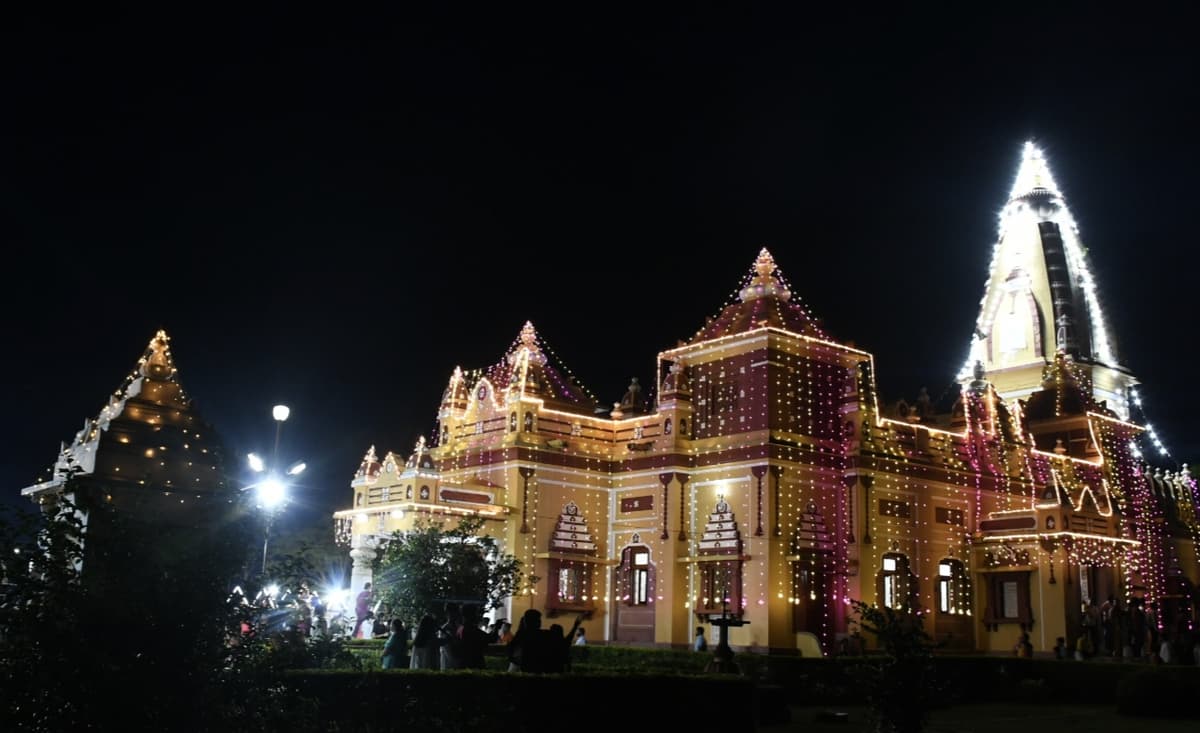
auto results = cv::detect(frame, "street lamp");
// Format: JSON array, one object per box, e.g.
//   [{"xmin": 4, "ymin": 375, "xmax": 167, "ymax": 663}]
[{"xmin": 245, "ymin": 405, "xmax": 305, "ymax": 575}]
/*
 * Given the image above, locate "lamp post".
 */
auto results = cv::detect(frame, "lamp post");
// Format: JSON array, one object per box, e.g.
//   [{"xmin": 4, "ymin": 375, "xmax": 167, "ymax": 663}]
[{"xmin": 246, "ymin": 405, "xmax": 305, "ymax": 575}]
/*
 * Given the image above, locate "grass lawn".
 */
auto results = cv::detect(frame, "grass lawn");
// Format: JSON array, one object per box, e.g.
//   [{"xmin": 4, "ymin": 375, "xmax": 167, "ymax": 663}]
[{"xmin": 765, "ymin": 704, "xmax": 1194, "ymax": 733}]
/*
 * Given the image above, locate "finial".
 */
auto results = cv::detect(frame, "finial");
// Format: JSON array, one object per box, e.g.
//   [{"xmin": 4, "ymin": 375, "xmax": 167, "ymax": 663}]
[
  {"xmin": 520, "ymin": 321, "xmax": 537, "ymax": 349},
  {"xmin": 739, "ymin": 248, "xmax": 791, "ymax": 303},
  {"xmin": 968, "ymin": 360, "xmax": 989, "ymax": 394},
  {"xmin": 754, "ymin": 248, "xmax": 776, "ymax": 278},
  {"xmin": 141, "ymin": 330, "xmax": 174, "ymax": 380},
  {"xmin": 364, "ymin": 445, "xmax": 377, "ymax": 463},
  {"xmin": 1009, "ymin": 139, "xmax": 1062, "ymax": 202}
]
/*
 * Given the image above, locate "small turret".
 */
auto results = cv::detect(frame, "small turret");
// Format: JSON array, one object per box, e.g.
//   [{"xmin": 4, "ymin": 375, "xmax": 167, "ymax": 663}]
[
  {"xmin": 405, "ymin": 435, "xmax": 435, "ymax": 471},
  {"xmin": 354, "ymin": 445, "xmax": 382, "ymax": 482}
]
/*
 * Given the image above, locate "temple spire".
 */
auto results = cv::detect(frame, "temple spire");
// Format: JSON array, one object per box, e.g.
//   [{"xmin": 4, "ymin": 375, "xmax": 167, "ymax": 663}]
[{"xmin": 963, "ymin": 141, "xmax": 1134, "ymax": 420}]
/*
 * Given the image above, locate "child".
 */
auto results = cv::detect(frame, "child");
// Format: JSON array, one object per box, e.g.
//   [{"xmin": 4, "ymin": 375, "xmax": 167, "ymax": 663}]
[
  {"xmin": 1052, "ymin": 636, "xmax": 1066, "ymax": 660},
  {"xmin": 1014, "ymin": 632, "xmax": 1033, "ymax": 658}
]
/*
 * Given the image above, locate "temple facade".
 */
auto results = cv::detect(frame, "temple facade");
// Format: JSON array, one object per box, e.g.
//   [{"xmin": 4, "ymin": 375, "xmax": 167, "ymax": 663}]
[{"xmin": 336, "ymin": 145, "xmax": 1200, "ymax": 655}]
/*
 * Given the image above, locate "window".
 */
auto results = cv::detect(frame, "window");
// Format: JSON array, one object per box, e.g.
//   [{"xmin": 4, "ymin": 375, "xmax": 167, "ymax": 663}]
[
  {"xmin": 936, "ymin": 560, "xmax": 969, "ymax": 615},
  {"xmin": 632, "ymin": 551, "xmax": 650, "ymax": 605},
  {"xmin": 381, "ymin": 486, "xmax": 390, "ymax": 502},
  {"xmin": 1001, "ymin": 581, "xmax": 1020, "ymax": 618},
  {"xmin": 558, "ymin": 567, "xmax": 579, "ymax": 603},
  {"xmin": 883, "ymin": 557, "xmax": 899, "ymax": 608},
  {"xmin": 878, "ymin": 553, "xmax": 911, "ymax": 610},
  {"xmin": 938, "ymin": 562, "xmax": 951, "ymax": 612},
  {"xmin": 982, "ymin": 571, "xmax": 1032, "ymax": 629}
]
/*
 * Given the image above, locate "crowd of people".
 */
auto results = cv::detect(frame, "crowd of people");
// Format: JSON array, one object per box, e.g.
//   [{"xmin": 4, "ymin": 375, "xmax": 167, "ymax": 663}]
[
  {"xmin": 1018, "ymin": 595, "xmax": 1200, "ymax": 665},
  {"xmin": 240, "ymin": 580, "xmax": 723, "ymax": 672},
  {"xmin": 366, "ymin": 604, "xmax": 589, "ymax": 672}
]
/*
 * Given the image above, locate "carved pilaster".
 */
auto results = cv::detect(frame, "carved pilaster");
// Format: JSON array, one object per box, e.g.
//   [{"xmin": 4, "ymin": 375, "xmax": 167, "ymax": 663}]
[
  {"xmin": 519, "ymin": 466, "xmax": 535, "ymax": 533},
  {"xmin": 677, "ymin": 473, "xmax": 690, "ymax": 541},
  {"xmin": 841, "ymin": 474, "xmax": 857, "ymax": 544},
  {"xmin": 658, "ymin": 472, "xmax": 672, "ymax": 540},
  {"xmin": 769, "ymin": 465, "xmax": 783, "ymax": 537},
  {"xmin": 751, "ymin": 465, "xmax": 767, "ymax": 537},
  {"xmin": 861, "ymin": 474, "xmax": 874, "ymax": 545}
]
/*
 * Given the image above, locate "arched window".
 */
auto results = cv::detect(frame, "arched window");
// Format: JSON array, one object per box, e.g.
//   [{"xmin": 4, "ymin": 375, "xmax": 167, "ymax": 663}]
[
  {"xmin": 877, "ymin": 553, "xmax": 914, "ymax": 610},
  {"xmin": 632, "ymin": 549, "xmax": 650, "ymax": 604},
  {"xmin": 664, "ymin": 417, "xmax": 673, "ymax": 435},
  {"xmin": 509, "ymin": 412, "xmax": 517, "ymax": 432},
  {"xmin": 936, "ymin": 559, "xmax": 969, "ymax": 615},
  {"xmin": 617, "ymin": 546, "xmax": 653, "ymax": 606},
  {"xmin": 524, "ymin": 411, "xmax": 534, "ymax": 432}
]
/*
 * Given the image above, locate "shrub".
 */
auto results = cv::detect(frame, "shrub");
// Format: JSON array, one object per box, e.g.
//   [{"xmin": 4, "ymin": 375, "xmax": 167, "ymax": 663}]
[
  {"xmin": 1117, "ymin": 668, "xmax": 1200, "ymax": 718},
  {"xmin": 848, "ymin": 601, "xmax": 939, "ymax": 733}
]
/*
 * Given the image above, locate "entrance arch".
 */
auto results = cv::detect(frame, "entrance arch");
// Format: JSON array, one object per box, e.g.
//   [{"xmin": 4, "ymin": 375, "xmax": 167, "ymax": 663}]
[{"xmin": 611, "ymin": 541, "xmax": 656, "ymax": 642}]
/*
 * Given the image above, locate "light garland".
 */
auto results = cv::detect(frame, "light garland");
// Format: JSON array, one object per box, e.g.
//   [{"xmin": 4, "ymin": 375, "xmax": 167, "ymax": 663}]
[{"xmin": 335, "ymin": 244, "xmax": 1194, "ymax": 658}]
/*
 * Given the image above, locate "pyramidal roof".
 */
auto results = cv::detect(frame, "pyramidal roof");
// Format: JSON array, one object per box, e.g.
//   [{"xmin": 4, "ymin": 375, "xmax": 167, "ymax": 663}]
[
  {"xmin": 964, "ymin": 141, "xmax": 1119, "ymax": 375},
  {"xmin": 23, "ymin": 330, "xmax": 227, "ymax": 496},
  {"xmin": 689, "ymin": 248, "xmax": 826, "ymax": 343},
  {"xmin": 477, "ymin": 321, "xmax": 598, "ymax": 415}
]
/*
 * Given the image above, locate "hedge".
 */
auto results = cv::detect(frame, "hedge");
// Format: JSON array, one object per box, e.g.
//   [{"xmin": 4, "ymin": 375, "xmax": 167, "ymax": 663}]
[
  {"xmin": 1116, "ymin": 668, "xmax": 1200, "ymax": 718},
  {"xmin": 331, "ymin": 639, "xmax": 1200, "ymax": 709},
  {"xmin": 285, "ymin": 669, "xmax": 756, "ymax": 733}
]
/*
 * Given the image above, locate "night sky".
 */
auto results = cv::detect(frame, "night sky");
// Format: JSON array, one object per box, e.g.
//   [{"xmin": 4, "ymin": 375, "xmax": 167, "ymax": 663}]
[{"xmin": 4, "ymin": 7, "xmax": 1198, "ymax": 536}]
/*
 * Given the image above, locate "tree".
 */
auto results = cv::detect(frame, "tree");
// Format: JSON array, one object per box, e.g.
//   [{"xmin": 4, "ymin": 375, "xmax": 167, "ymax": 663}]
[
  {"xmin": 0, "ymin": 482, "xmax": 322, "ymax": 731},
  {"xmin": 848, "ymin": 600, "xmax": 940, "ymax": 733},
  {"xmin": 374, "ymin": 516, "xmax": 522, "ymax": 625},
  {"xmin": 263, "ymin": 524, "xmax": 352, "ymax": 599}
]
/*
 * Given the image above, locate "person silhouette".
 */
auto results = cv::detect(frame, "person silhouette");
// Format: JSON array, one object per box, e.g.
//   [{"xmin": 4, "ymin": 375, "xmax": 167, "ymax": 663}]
[
  {"xmin": 409, "ymin": 614, "xmax": 441, "ymax": 669},
  {"xmin": 382, "ymin": 619, "xmax": 407, "ymax": 669},
  {"xmin": 353, "ymin": 583, "xmax": 373, "ymax": 639}
]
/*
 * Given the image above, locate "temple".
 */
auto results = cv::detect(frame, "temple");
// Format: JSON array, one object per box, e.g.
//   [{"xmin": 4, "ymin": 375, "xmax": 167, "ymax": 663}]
[
  {"xmin": 22, "ymin": 330, "xmax": 236, "ymax": 578},
  {"xmin": 335, "ymin": 144, "xmax": 1199, "ymax": 655}
]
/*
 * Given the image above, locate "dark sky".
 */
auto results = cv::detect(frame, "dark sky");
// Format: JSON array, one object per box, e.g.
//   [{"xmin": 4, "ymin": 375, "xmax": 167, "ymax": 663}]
[{"xmin": 4, "ymin": 6, "xmax": 1198, "ymax": 535}]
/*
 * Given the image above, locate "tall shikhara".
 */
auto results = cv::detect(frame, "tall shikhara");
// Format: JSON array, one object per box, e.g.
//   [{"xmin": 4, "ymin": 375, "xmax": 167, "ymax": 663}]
[{"xmin": 964, "ymin": 142, "xmax": 1136, "ymax": 419}]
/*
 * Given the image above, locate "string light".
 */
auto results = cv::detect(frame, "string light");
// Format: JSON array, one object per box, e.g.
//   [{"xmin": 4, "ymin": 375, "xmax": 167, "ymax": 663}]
[{"xmin": 334, "ymin": 243, "xmax": 1198, "ymax": 657}]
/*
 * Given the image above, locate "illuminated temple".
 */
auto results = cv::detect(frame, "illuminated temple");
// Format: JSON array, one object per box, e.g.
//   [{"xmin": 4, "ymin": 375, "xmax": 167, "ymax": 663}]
[{"xmin": 335, "ymin": 143, "xmax": 1199, "ymax": 654}]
